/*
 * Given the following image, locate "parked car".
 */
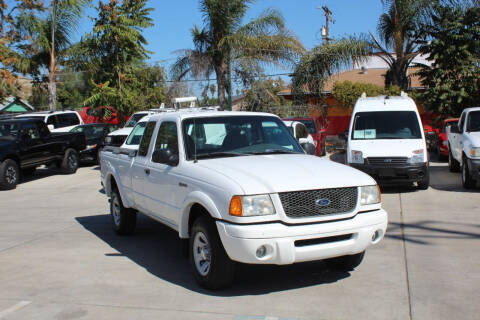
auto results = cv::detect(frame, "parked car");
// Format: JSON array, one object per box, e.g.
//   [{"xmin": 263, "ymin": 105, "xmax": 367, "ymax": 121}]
[
  {"xmin": 79, "ymin": 106, "xmax": 125, "ymax": 125},
  {"xmin": 100, "ymin": 110, "xmax": 387, "ymax": 289},
  {"xmin": 283, "ymin": 117, "xmax": 326, "ymax": 156},
  {"xmin": 435, "ymin": 118, "xmax": 459, "ymax": 160},
  {"xmin": 347, "ymin": 92, "xmax": 429, "ymax": 189},
  {"xmin": 16, "ymin": 110, "xmax": 83, "ymax": 132},
  {"xmin": 0, "ymin": 118, "xmax": 86, "ymax": 190},
  {"xmin": 70, "ymin": 124, "xmax": 118, "ymax": 164},
  {"xmin": 447, "ymin": 108, "xmax": 480, "ymax": 189},
  {"xmin": 282, "ymin": 120, "xmax": 316, "ymax": 155}
]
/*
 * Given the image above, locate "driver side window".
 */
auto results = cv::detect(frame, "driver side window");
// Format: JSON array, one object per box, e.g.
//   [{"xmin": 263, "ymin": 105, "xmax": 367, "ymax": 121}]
[{"xmin": 152, "ymin": 122, "xmax": 178, "ymax": 163}]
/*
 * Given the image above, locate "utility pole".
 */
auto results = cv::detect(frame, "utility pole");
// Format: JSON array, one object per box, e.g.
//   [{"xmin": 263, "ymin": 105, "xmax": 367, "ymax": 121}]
[{"xmin": 318, "ymin": 5, "xmax": 334, "ymax": 44}]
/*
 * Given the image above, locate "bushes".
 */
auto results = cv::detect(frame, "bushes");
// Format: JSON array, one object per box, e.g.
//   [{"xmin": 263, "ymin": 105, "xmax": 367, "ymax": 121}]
[{"xmin": 332, "ymin": 81, "xmax": 401, "ymax": 109}]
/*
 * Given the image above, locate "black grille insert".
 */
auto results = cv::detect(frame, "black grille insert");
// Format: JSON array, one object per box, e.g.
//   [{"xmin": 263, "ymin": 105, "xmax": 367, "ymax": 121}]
[
  {"xmin": 367, "ymin": 157, "xmax": 407, "ymax": 165},
  {"xmin": 295, "ymin": 234, "xmax": 353, "ymax": 247},
  {"xmin": 279, "ymin": 187, "xmax": 357, "ymax": 218}
]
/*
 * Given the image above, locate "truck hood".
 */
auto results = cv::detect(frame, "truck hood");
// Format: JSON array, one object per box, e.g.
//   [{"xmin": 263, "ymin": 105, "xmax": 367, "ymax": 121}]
[
  {"xmin": 348, "ymin": 139, "xmax": 426, "ymax": 158},
  {"xmin": 465, "ymin": 132, "xmax": 480, "ymax": 147},
  {"xmin": 196, "ymin": 154, "xmax": 376, "ymax": 194},
  {"xmin": 109, "ymin": 127, "xmax": 132, "ymax": 136}
]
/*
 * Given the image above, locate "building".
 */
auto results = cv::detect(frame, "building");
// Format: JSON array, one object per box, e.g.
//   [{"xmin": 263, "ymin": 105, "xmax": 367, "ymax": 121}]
[{"xmin": 0, "ymin": 96, "xmax": 35, "ymax": 113}]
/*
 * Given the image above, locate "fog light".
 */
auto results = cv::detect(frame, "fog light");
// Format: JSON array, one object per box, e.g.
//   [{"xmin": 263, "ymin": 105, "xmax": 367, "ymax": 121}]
[
  {"xmin": 256, "ymin": 245, "xmax": 267, "ymax": 258},
  {"xmin": 372, "ymin": 230, "xmax": 382, "ymax": 243}
]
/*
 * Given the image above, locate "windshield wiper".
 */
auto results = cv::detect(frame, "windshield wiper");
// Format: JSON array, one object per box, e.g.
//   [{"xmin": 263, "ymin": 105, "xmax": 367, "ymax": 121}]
[
  {"xmin": 248, "ymin": 149, "xmax": 301, "ymax": 155},
  {"xmin": 195, "ymin": 152, "xmax": 249, "ymax": 159}
]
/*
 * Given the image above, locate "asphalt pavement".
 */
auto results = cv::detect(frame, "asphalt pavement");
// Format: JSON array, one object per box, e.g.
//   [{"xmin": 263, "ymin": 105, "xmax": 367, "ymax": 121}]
[{"xmin": 0, "ymin": 157, "xmax": 478, "ymax": 320}]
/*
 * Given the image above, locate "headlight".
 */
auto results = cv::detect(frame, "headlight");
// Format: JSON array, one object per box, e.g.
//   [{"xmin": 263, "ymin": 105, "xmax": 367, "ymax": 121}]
[
  {"xmin": 360, "ymin": 185, "xmax": 381, "ymax": 205},
  {"xmin": 105, "ymin": 136, "xmax": 112, "ymax": 145},
  {"xmin": 85, "ymin": 144, "xmax": 97, "ymax": 150},
  {"xmin": 229, "ymin": 195, "xmax": 276, "ymax": 217},
  {"xmin": 408, "ymin": 149, "xmax": 425, "ymax": 164},
  {"xmin": 469, "ymin": 148, "xmax": 480, "ymax": 157},
  {"xmin": 350, "ymin": 150, "xmax": 364, "ymax": 164}
]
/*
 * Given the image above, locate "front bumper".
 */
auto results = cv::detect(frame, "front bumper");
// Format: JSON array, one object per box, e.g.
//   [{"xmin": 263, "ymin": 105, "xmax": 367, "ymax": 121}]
[
  {"xmin": 216, "ymin": 209, "xmax": 387, "ymax": 265},
  {"xmin": 467, "ymin": 158, "xmax": 480, "ymax": 180},
  {"xmin": 79, "ymin": 148, "xmax": 99, "ymax": 162},
  {"xmin": 350, "ymin": 162, "xmax": 427, "ymax": 184}
]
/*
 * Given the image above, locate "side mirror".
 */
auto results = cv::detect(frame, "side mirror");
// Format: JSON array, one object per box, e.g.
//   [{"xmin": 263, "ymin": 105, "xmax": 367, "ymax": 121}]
[
  {"xmin": 152, "ymin": 149, "xmax": 179, "ymax": 166},
  {"xmin": 450, "ymin": 124, "xmax": 460, "ymax": 134},
  {"xmin": 301, "ymin": 142, "xmax": 316, "ymax": 155},
  {"xmin": 47, "ymin": 124, "xmax": 54, "ymax": 131}
]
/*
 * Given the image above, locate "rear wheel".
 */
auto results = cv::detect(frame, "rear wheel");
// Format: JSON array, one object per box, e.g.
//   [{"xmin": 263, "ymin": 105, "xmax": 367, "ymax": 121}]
[
  {"xmin": 0, "ymin": 159, "xmax": 19, "ymax": 190},
  {"xmin": 110, "ymin": 189, "xmax": 137, "ymax": 235},
  {"xmin": 61, "ymin": 148, "xmax": 79, "ymax": 174},
  {"xmin": 418, "ymin": 169, "xmax": 430, "ymax": 190},
  {"xmin": 448, "ymin": 149, "xmax": 460, "ymax": 172},
  {"xmin": 325, "ymin": 251, "xmax": 365, "ymax": 271},
  {"xmin": 462, "ymin": 158, "xmax": 476, "ymax": 189},
  {"xmin": 189, "ymin": 216, "xmax": 235, "ymax": 289}
]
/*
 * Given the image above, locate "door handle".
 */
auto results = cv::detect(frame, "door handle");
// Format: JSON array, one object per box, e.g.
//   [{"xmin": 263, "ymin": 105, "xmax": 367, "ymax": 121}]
[{"xmin": 144, "ymin": 168, "xmax": 150, "ymax": 175}]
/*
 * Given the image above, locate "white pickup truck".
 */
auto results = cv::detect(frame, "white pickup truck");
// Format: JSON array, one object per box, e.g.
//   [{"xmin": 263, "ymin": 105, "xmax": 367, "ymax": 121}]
[
  {"xmin": 447, "ymin": 107, "xmax": 480, "ymax": 189},
  {"xmin": 100, "ymin": 111, "xmax": 388, "ymax": 289}
]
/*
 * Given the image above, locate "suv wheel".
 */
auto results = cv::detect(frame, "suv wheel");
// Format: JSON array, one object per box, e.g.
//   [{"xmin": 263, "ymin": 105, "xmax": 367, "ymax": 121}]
[
  {"xmin": 110, "ymin": 189, "xmax": 137, "ymax": 235},
  {"xmin": 462, "ymin": 158, "xmax": 476, "ymax": 189},
  {"xmin": 325, "ymin": 251, "xmax": 365, "ymax": 271},
  {"xmin": 0, "ymin": 159, "xmax": 19, "ymax": 190},
  {"xmin": 61, "ymin": 148, "xmax": 79, "ymax": 174},
  {"xmin": 189, "ymin": 216, "xmax": 235, "ymax": 289}
]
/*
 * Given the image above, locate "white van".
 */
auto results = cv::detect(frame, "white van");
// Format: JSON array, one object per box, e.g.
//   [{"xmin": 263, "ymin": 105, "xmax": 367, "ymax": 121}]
[{"xmin": 346, "ymin": 92, "xmax": 429, "ymax": 189}]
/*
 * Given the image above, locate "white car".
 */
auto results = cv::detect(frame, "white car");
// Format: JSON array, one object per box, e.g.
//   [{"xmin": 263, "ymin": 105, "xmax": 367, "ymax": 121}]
[
  {"xmin": 16, "ymin": 110, "xmax": 83, "ymax": 132},
  {"xmin": 347, "ymin": 92, "xmax": 429, "ymax": 189},
  {"xmin": 447, "ymin": 107, "xmax": 480, "ymax": 188},
  {"xmin": 100, "ymin": 110, "xmax": 388, "ymax": 289}
]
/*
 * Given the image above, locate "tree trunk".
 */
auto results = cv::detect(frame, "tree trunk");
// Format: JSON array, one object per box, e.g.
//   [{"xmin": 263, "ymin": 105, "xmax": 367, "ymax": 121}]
[
  {"xmin": 48, "ymin": 59, "xmax": 56, "ymax": 111},
  {"xmin": 215, "ymin": 63, "xmax": 228, "ymax": 110}
]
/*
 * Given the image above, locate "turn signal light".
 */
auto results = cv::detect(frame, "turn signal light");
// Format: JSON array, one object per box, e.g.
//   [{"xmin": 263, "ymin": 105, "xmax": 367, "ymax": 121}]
[{"xmin": 229, "ymin": 196, "xmax": 243, "ymax": 216}]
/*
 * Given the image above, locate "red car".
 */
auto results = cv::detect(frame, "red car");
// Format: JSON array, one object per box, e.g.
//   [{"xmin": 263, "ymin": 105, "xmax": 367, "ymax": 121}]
[
  {"xmin": 283, "ymin": 117, "xmax": 327, "ymax": 156},
  {"xmin": 436, "ymin": 118, "xmax": 459, "ymax": 160},
  {"xmin": 79, "ymin": 106, "xmax": 124, "ymax": 125}
]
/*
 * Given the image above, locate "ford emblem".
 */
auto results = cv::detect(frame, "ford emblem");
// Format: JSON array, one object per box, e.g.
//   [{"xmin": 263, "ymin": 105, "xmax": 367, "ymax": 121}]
[{"xmin": 315, "ymin": 198, "xmax": 331, "ymax": 206}]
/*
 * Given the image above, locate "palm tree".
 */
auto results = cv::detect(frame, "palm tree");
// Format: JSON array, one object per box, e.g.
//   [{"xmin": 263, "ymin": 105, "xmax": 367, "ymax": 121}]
[
  {"xmin": 370, "ymin": 0, "xmax": 430, "ymax": 89},
  {"xmin": 171, "ymin": 0, "xmax": 304, "ymax": 109},
  {"xmin": 21, "ymin": 0, "xmax": 89, "ymax": 110}
]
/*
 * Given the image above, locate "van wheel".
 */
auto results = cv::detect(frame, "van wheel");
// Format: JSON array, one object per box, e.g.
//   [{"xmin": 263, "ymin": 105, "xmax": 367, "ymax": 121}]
[
  {"xmin": 189, "ymin": 216, "xmax": 235, "ymax": 289},
  {"xmin": 61, "ymin": 148, "xmax": 79, "ymax": 174},
  {"xmin": 448, "ymin": 149, "xmax": 460, "ymax": 172},
  {"xmin": 418, "ymin": 169, "xmax": 430, "ymax": 190},
  {"xmin": 462, "ymin": 158, "xmax": 476, "ymax": 189},
  {"xmin": 0, "ymin": 159, "xmax": 19, "ymax": 190},
  {"xmin": 325, "ymin": 251, "xmax": 365, "ymax": 271},
  {"xmin": 110, "ymin": 189, "xmax": 137, "ymax": 235}
]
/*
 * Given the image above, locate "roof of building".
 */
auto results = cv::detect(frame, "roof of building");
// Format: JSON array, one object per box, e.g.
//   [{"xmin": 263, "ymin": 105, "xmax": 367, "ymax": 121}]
[{"xmin": 0, "ymin": 96, "xmax": 35, "ymax": 112}]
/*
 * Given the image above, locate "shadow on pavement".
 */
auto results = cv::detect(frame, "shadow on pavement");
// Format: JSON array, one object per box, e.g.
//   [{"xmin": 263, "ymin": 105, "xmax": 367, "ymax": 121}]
[
  {"xmin": 75, "ymin": 214, "xmax": 350, "ymax": 296},
  {"xmin": 385, "ymin": 220, "xmax": 480, "ymax": 245},
  {"xmin": 19, "ymin": 167, "xmax": 59, "ymax": 185}
]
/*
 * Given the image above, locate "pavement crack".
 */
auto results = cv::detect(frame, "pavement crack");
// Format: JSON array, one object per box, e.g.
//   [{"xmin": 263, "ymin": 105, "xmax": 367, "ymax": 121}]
[{"xmin": 399, "ymin": 193, "xmax": 413, "ymax": 320}]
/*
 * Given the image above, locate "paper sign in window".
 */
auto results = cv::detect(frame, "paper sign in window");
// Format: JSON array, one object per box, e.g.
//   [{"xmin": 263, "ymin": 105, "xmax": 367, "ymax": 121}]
[
  {"xmin": 364, "ymin": 129, "xmax": 376, "ymax": 139},
  {"xmin": 353, "ymin": 130, "xmax": 365, "ymax": 139}
]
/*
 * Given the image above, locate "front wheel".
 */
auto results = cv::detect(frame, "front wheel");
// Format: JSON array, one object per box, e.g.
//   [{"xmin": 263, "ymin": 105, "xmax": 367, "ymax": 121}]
[
  {"xmin": 110, "ymin": 189, "xmax": 137, "ymax": 235},
  {"xmin": 448, "ymin": 149, "xmax": 460, "ymax": 172},
  {"xmin": 462, "ymin": 158, "xmax": 476, "ymax": 189},
  {"xmin": 189, "ymin": 216, "xmax": 235, "ymax": 289},
  {"xmin": 325, "ymin": 251, "xmax": 365, "ymax": 271},
  {"xmin": 0, "ymin": 159, "xmax": 19, "ymax": 190},
  {"xmin": 418, "ymin": 170, "xmax": 430, "ymax": 190},
  {"xmin": 61, "ymin": 148, "xmax": 79, "ymax": 174}
]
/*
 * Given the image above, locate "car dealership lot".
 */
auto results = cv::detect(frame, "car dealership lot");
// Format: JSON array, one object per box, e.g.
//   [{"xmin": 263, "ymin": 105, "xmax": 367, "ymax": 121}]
[{"xmin": 0, "ymin": 161, "xmax": 479, "ymax": 320}]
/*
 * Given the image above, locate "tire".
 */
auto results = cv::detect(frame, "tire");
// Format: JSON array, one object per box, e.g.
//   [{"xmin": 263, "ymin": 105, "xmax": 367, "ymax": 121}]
[
  {"xmin": 0, "ymin": 159, "xmax": 19, "ymax": 190},
  {"xmin": 418, "ymin": 169, "xmax": 430, "ymax": 190},
  {"xmin": 60, "ymin": 148, "xmax": 79, "ymax": 174},
  {"xmin": 462, "ymin": 158, "xmax": 476, "ymax": 189},
  {"xmin": 110, "ymin": 189, "xmax": 137, "ymax": 235},
  {"xmin": 189, "ymin": 216, "xmax": 235, "ymax": 290},
  {"xmin": 97, "ymin": 147, "xmax": 103, "ymax": 166},
  {"xmin": 448, "ymin": 149, "xmax": 460, "ymax": 172},
  {"xmin": 325, "ymin": 251, "xmax": 365, "ymax": 272}
]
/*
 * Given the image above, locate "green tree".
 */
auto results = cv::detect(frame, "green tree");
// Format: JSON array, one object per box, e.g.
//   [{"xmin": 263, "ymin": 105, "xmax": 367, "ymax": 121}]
[
  {"xmin": 19, "ymin": 0, "xmax": 90, "ymax": 110},
  {"xmin": 332, "ymin": 81, "xmax": 401, "ymax": 109},
  {"xmin": 80, "ymin": 0, "xmax": 155, "ymax": 119},
  {"xmin": 370, "ymin": 0, "xmax": 430, "ymax": 89},
  {"xmin": 171, "ymin": 0, "xmax": 304, "ymax": 109},
  {"xmin": 417, "ymin": 4, "xmax": 480, "ymax": 116},
  {"xmin": 242, "ymin": 77, "xmax": 288, "ymax": 113}
]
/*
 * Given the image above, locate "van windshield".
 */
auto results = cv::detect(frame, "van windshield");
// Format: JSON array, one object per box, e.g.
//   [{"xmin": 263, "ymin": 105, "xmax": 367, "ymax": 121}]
[{"xmin": 352, "ymin": 111, "xmax": 422, "ymax": 140}]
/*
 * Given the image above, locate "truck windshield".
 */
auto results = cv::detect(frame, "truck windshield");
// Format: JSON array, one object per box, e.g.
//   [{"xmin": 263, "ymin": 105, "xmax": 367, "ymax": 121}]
[
  {"xmin": 126, "ymin": 122, "xmax": 146, "ymax": 145},
  {"xmin": 352, "ymin": 111, "xmax": 422, "ymax": 140},
  {"xmin": 182, "ymin": 116, "xmax": 303, "ymax": 160},
  {"xmin": 0, "ymin": 123, "xmax": 20, "ymax": 137},
  {"xmin": 466, "ymin": 111, "xmax": 480, "ymax": 132}
]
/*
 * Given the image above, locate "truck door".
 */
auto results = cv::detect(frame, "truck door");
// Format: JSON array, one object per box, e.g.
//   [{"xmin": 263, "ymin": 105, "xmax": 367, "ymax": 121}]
[
  {"xmin": 130, "ymin": 121, "xmax": 157, "ymax": 212},
  {"xmin": 36, "ymin": 121, "xmax": 61, "ymax": 161},
  {"xmin": 455, "ymin": 113, "xmax": 467, "ymax": 159},
  {"xmin": 143, "ymin": 121, "xmax": 182, "ymax": 228},
  {"xmin": 18, "ymin": 122, "xmax": 47, "ymax": 167}
]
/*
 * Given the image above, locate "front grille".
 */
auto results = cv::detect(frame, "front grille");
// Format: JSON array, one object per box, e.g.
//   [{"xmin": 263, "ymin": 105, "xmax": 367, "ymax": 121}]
[
  {"xmin": 107, "ymin": 135, "xmax": 127, "ymax": 147},
  {"xmin": 295, "ymin": 234, "xmax": 353, "ymax": 247},
  {"xmin": 367, "ymin": 157, "xmax": 407, "ymax": 165},
  {"xmin": 279, "ymin": 187, "xmax": 357, "ymax": 219}
]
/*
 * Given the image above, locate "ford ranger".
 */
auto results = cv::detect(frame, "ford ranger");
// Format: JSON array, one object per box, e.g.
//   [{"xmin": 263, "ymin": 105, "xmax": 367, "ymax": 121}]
[{"xmin": 100, "ymin": 111, "xmax": 388, "ymax": 289}]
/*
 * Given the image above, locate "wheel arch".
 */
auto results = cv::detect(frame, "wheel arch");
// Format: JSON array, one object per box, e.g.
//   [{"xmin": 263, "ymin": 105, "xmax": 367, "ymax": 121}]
[
  {"xmin": 179, "ymin": 191, "xmax": 222, "ymax": 239},
  {"xmin": 105, "ymin": 172, "xmax": 132, "ymax": 208}
]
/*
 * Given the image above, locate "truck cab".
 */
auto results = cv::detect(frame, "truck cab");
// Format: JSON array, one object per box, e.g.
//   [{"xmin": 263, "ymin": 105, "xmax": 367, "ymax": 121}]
[{"xmin": 346, "ymin": 92, "xmax": 429, "ymax": 189}]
